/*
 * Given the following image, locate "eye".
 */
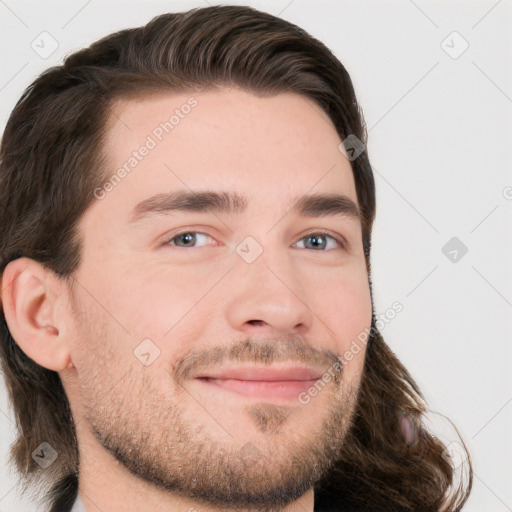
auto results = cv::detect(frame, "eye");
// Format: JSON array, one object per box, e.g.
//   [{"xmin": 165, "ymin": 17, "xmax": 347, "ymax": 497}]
[
  {"xmin": 164, "ymin": 230, "xmax": 345, "ymax": 251},
  {"xmin": 166, "ymin": 231, "xmax": 215, "ymax": 248},
  {"xmin": 293, "ymin": 232, "xmax": 345, "ymax": 251}
]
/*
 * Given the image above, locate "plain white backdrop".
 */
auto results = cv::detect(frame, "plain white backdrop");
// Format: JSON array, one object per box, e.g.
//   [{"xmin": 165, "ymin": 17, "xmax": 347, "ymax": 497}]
[{"xmin": 0, "ymin": 1, "xmax": 511, "ymax": 510}]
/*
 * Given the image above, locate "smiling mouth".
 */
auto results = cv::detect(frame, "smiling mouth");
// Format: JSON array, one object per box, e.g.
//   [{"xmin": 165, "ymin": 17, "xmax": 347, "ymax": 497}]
[
  {"xmin": 196, "ymin": 377, "xmax": 320, "ymax": 400},
  {"xmin": 193, "ymin": 365, "xmax": 323, "ymax": 401}
]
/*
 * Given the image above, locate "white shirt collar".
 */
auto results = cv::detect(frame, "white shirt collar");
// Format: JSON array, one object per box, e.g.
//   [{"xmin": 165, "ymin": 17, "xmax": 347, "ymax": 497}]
[
  {"xmin": 71, "ymin": 494, "xmax": 87, "ymax": 512},
  {"xmin": 70, "ymin": 493, "xmax": 314, "ymax": 511}
]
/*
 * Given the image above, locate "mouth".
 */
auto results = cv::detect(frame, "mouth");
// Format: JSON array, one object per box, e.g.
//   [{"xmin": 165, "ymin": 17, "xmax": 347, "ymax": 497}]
[{"xmin": 193, "ymin": 366, "xmax": 323, "ymax": 401}]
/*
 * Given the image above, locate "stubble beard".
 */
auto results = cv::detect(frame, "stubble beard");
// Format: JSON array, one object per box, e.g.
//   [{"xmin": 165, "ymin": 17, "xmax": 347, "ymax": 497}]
[
  {"xmin": 74, "ymin": 310, "xmax": 361, "ymax": 511},
  {"xmin": 83, "ymin": 367, "xmax": 360, "ymax": 512}
]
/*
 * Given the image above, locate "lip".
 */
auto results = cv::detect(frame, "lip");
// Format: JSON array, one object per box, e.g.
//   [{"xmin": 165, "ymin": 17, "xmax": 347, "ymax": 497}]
[
  {"xmin": 194, "ymin": 365, "xmax": 323, "ymax": 381},
  {"xmin": 193, "ymin": 365, "xmax": 323, "ymax": 401}
]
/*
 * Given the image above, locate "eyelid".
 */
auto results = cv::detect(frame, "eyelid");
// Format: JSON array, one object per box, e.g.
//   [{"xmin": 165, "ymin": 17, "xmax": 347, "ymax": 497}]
[{"xmin": 163, "ymin": 228, "xmax": 217, "ymax": 247}]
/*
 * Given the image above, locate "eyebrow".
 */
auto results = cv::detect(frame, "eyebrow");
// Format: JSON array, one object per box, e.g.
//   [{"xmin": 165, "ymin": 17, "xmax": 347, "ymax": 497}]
[{"xmin": 129, "ymin": 190, "xmax": 361, "ymax": 224}]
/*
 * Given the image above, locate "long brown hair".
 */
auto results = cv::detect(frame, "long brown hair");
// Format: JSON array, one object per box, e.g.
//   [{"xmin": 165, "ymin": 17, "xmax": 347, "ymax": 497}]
[{"xmin": 0, "ymin": 6, "xmax": 471, "ymax": 511}]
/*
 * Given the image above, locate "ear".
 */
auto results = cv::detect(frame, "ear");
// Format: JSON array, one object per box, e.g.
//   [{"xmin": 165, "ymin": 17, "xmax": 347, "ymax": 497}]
[{"xmin": 1, "ymin": 258, "xmax": 72, "ymax": 371}]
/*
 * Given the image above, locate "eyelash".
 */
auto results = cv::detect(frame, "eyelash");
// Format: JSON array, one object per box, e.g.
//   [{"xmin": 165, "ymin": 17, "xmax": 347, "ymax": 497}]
[{"xmin": 165, "ymin": 229, "xmax": 346, "ymax": 251}]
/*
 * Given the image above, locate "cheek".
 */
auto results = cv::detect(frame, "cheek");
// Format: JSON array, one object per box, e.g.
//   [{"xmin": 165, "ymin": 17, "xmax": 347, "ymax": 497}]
[
  {"xmin": 75, "ymin": 255, "xmax": 219, "ymax": 341},
  {"xmin": 316, "ymin": 272, "xmax": 372, "ymax": 376},
  {"xmin": 67, "ymin": 285, "xmax": 135, "ymax": 374},
  {"xmin": 69, "ymin": 261, "xmax": 226, "ymax": 385},
  {"xmin": 122, "ymin": 265, "xmax": 224, "ymax": 340}
]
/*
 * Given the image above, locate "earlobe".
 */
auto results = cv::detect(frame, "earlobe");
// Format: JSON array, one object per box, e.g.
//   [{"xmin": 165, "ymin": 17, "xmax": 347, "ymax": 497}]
[{"xmin": 1, "ymin": 258, "xmax": 72, "ymax": 372}]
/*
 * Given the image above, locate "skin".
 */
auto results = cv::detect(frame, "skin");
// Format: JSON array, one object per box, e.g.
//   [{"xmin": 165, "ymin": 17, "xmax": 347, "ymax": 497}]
[{"xmin": 2, "ymin": 88, "xmax": 372, "ymax": 512}]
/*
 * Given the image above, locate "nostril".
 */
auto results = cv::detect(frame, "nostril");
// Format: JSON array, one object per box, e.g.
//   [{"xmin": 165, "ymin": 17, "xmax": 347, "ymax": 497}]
[{"xmin": 247, "ymin": 320, "xmax": 265, "ymax": 326}]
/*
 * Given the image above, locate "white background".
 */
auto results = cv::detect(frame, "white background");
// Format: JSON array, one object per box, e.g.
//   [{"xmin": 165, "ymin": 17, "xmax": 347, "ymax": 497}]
[{"xmin": 1, "ymin": 1, "xmax": 511, "ymax": 510}]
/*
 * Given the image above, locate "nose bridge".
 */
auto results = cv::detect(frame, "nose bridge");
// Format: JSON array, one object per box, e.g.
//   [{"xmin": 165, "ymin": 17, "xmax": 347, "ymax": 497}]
[{"xmin": 224, "ymin": 235, "xmax": 314, "ymax": 335}]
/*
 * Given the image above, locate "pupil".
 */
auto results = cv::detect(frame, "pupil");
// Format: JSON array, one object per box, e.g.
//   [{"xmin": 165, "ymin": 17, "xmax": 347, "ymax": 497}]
[
  {"xmin": 309, "ymin": 235, "xmax": 325, "ymax": 249},
  {"xmin": 180, "ymin": 233, "xmax": 195, "ymax": 245}
]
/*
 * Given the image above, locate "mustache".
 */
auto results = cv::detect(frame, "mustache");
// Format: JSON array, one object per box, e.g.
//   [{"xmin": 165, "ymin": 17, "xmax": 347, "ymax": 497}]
[{"xmin": 171, "ymin": 335, "xmax": 343, "ymax": 386}]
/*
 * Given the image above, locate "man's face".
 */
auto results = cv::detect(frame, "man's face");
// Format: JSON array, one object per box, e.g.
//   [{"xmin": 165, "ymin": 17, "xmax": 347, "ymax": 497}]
[{"xmin": 63, "ymin": 88, "xmax": 372, "ymax": 509}]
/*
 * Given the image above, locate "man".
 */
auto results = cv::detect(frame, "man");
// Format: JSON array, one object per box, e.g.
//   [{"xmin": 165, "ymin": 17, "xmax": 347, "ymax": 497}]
[{"xmin": 0, "ymin": 5, "xmax": 472, "ymax": 512}]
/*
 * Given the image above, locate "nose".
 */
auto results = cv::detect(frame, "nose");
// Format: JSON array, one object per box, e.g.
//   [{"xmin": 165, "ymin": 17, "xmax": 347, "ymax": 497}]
[{"xmin": 224, "ymin": 247, "xmax": 314, "ymax": 337}]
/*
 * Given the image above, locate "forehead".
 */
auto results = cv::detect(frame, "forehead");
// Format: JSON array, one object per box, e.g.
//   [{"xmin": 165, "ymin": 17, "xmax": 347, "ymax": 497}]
[{"xmin": 96, "ymin": 88, "xmax": 357, "ymax": 218}]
